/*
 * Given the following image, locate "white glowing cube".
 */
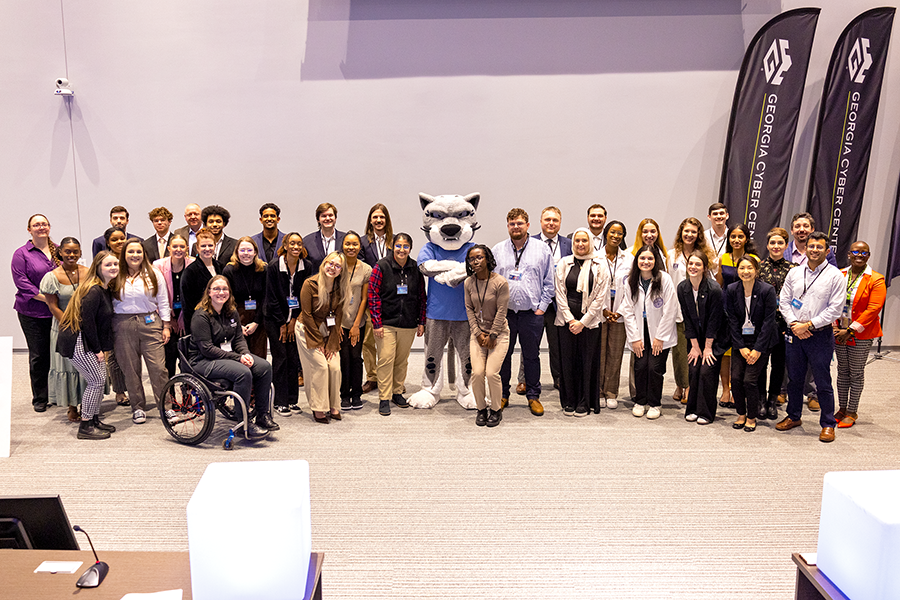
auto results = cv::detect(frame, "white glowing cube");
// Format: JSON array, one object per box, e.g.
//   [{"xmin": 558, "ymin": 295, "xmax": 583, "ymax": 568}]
[
  {"xmin": 817, "ymin": 470, "xmax": 900, "ymax": 600},
  {"xmin": 187, "ymin": 460, "xmax": 311, "ymax": 600}
]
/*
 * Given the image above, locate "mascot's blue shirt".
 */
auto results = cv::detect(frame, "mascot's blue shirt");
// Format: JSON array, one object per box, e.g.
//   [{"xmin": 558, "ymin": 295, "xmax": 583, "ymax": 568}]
[{"xmin": 417, "ymin": 242, "xmax": 473, "ymax": 322}]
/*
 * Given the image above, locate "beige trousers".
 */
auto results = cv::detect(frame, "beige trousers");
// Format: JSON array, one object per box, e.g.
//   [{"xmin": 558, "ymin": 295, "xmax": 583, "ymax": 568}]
[
  {"xmin": 469, "ymin": 330, "xmax": 509, "ymax": 411},
  {"xmin": 112, "ymin": 313, "xmax": 168, "ymax": 411},
  {"xmin": 295, "ymin": 323, "xmax": 341, "ymax": 412},
  {"xmin": 362, "ymin": 312, "xmax": 377, "ymax": 382},
  {"xmin": 374, "ymin": 326, "xmax": 416, "ymax": 401}
]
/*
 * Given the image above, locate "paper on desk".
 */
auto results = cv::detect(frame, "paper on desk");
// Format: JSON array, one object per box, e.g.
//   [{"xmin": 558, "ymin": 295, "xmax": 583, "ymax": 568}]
[
  {"xmin": 799, "ymin": 552, "xmax": 817, "ymax": 565},
  {"xmin": 120, "ymin": 591, "xmax": 183, "ymax": 600},
  {"xmin": 34, "ymin": 561, "xmax": 83, "ymax": 573}
]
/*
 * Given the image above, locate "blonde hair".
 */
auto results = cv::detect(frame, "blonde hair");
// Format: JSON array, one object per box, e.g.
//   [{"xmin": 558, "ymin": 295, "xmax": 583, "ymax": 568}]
[
  {"xmin": 60, "ymin": 251, "xmax": 116, "ymax": 333},
  {"xmin": 315, "ymin": 251, "xmax": 344, "ymax": 312},
  {"xmin": 228, "ymin": 236, "xmax": 266, "ymax": 272}
]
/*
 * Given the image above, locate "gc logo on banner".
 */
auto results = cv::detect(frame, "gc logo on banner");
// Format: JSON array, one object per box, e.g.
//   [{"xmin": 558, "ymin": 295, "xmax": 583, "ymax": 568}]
[
  {"xmin": 0, "ymin": 337, "xmax": 11, "ymax": 458},
  {"xmin": 764, "ymin": 39, "xmax": 792, "ymax": 85},
  {"xmin": 848, "ymin": 37, "xmax": 873, "ymax": 83}
]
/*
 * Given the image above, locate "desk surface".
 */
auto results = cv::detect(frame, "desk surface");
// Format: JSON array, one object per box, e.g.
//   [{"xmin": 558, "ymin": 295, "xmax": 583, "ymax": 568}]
[
  {"xmin": 792, "ymin": 553, "xmax": 849, "ymax": 600},
  {"xmin": 0, "ymin": 549, "xmax": 323, "ymax": 600}
]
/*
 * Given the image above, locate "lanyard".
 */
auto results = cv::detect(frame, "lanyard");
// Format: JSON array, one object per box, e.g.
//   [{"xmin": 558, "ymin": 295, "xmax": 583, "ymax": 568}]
[
  {"xmin": 800, "ymin": 266, "xmax": 824, "ymax": 299},
  {"xmin": 376, "ymin": 237, "xmax": 386, "ymax": 259},
  {"xmin": 713, "ymin": 233, "xmax": 726, "ymax": 256},
  {"xmin": 512, "ymin": 238, "xmax": 529, "ymax": 270},
  {"xmin": 846, "ymin": 270, "xmax": 863, "ymax": 305},
  {"xmin": 322, "ymin": 235, "xmax": 333, "ymax": 257},
  {"xmin": 606, "ymin": 254, "xmax": 618, "ymax": 287}
]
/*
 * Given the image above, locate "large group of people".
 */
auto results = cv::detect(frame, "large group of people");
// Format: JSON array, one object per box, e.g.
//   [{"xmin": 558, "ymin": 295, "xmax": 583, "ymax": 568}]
[{"xmin": 10, "ymin": 201, "xmax": 886, "ymax": 444}]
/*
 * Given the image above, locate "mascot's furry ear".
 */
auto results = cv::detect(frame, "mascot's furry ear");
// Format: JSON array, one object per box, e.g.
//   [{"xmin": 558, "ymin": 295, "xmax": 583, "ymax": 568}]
[
  {"xmin": 463, "ymin": 193, "xmax": 480, "ymax": 211},
  {"xmin": 419, "ymin": 193, "xmax": 436, "ymax": 210}
]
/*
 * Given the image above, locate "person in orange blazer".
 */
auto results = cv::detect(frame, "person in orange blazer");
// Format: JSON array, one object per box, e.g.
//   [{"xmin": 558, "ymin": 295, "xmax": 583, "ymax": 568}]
[{"xmin": 833, "ymin": 241, "xmax": 885, "ymax": 428}]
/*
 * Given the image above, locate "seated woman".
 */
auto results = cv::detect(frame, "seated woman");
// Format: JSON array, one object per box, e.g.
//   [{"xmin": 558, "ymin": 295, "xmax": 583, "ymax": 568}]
[{"xmin": 187, "ymin": 275, "xmax": 278, "ymax": 439}]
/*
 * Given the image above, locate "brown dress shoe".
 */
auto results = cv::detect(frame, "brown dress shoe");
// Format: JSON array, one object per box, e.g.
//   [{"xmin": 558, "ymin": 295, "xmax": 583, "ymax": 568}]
[
  {"xmin": 516, "ymin": 382, "xmax": 526, "ymax": 395},
  {"xmin": 528, "ymin": 398, "xmax": 544, "ymax": 416},
  {"xmin": 808, "ymin": 397, "xmax": 820, "ymax": 412},
  {"xmin": 361, "ymin": 380, "xmax": 377, "ymax": 394},
  {"xmin": 776, "ymin": 416, "xmax": 802, "ymax": 431},
  {"xmin": 500, "ymin": 397, "xmax": 509, "ymax": 410},
  {"xmin": 837, "ymin": 413, "xmax": 857, "ymax": 428},
  {"xmin": 67, "ymin": 406, "xmax": 80, "ymax": 423},
  {"xmin": 819, "ymin": 427, "xmax": 835, "ymax": 442},
  {"xmin": 298, "ymin": 375, "xmax": 305, "ymax": 387},
  {"xmin": 776, "ymin": 393, "xmax": 787, "ymax": 405}
]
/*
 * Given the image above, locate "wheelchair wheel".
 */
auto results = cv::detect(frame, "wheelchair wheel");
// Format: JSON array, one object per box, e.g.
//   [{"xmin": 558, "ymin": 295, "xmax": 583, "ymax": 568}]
[
  {"xmin": 158, "ymin": 374, "xmax": 215, "ymax": 445},
  {"xmin": 216, "ymin": 395, "xmax": 256, "ymax": 422}
]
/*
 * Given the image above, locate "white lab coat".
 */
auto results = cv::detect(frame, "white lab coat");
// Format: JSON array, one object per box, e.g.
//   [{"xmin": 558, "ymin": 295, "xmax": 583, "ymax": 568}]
[{"xmin": 620, "ymin": 271, "xmax": 679, "ymax": 349}]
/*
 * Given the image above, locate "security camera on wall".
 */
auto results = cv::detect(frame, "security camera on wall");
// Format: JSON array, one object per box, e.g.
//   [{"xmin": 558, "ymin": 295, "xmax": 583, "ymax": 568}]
[{"xmin": 54, "ymin": 78, "xmax": 74, "ymax": 96}]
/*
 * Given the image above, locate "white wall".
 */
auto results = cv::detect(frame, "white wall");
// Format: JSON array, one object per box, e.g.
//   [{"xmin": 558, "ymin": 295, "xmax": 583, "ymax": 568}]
[{"xmin": 2, "ymin": 0, "xmax": 899, "ymax": 348}]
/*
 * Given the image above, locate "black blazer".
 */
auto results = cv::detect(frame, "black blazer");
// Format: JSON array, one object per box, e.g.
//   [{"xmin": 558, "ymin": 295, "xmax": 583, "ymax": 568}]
[
  {"xmin": 724, "ymin": 280, "xmax": 778, "ymax": 352},
  {"xmin": 180, "ymin": 259, "xmax": 224, "ymax": 335},
  {"xmin": 360, "ymin": 235, "xmax": 389, "ymax": 267},
  {"xmin": 57, "ymin": 285, "xmax": 114, "ymax": 358},
  {"xmin": 677, "ymin": 277, "xmax": 730, "ymax": 357},
  {"xmin": 264, "ymin": 256, "xmax": 313, "ymax": 325},
  {"xmin": 303, "ymin": 230, "xmax": 346, "ymax": 272},
  {"xmin": 141, "ymin": 233, "xmax": 173, "ymax": 263}
]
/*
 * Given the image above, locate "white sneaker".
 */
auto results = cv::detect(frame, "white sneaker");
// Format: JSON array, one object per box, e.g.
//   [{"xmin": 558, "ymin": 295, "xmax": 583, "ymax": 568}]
[
  {"xmin": 132, "ymin": 409, "xmax": 147, "ymax": 424},
  {"xmin": 632, "ymin": 403, "xmax": 645, "ymax": 417},
  {"xmin": 697, "ymin": 417, "xmax": 711, "ymax": 425},
  {"xmin": 606, "ymin": 398, "xmax": 618, "ymax": 410},
  {"xmin": 685, "ymin": 413, "xmax": 698, "ymax": 422},
  {"xmin": 646, "ymin": 406, "xmax": 661, "ymax": 420},
  {"xmin": 165, "ymin": 409, "xmax": 178, "ymax": 424}
]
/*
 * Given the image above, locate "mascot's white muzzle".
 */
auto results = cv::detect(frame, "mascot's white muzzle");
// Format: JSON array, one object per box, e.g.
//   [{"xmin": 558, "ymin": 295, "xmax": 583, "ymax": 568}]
[{"xmin": 426, "ymin": 221, "xmax": 474, "ymax": 250}]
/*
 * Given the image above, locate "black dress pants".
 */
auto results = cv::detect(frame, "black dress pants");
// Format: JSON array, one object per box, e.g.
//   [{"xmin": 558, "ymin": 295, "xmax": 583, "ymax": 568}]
[
  {"xmin": 18, "ymin": 313, "xmax": 51, "ymax": 406},
  {"xmin": 731, "ymin": 349, "xmax": 770, "ymax": 417},
  {"xmin": 685, "ymin": 353, "xmax": 722, "ymax": 422},
  {"xmin": 633, "ymin": 320, "xmax": 668, "ymax": 407},
  {"xmin": 557, "ymin": 324, "xmax": 600, "ymax": 413},
  {"xmin": 265, "ymin": 320, "xmax": 300, "ymax": 408},
  {"xmin": 340, "ymin": 325, "xmax": 365, "ymax": 400}
]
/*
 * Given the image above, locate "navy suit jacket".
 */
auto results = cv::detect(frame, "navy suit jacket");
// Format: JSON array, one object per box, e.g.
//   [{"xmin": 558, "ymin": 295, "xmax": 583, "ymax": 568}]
[
  {"xmin": 91, "ymin": 232, "xmax": 140, "ymax": 258},
  {"xmin": 677, "ymin": 277, "xmax": 729, "ymax": 356},
  {"xmin": 303, "ymin": 230, "xmax": 346, "ymax": 272},
  {"xmin": 251, "ymin": 230, "xmax": 285, "ymax": 264},
  {"xmin": 724, "ymin": 280, "xmax": 778, "ymax": 352},
  {"xmin": 361, "ymin": 236, "xmax": 389, "ymax": 267},
  {"xmin": 532, "ymin": 234, "xmax": 572, "ymax": 260}
]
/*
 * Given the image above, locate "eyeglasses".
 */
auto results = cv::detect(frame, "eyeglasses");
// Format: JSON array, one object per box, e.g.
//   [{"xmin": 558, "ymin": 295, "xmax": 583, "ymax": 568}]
[
  {"xmin": 324, "ymin": 261, "xmax": 342, "ymax": 270},
  {"xmin": 210, "ymin": 287, "xmax": 230, "ymax": 294},
  {"xmin": 394, "ymin": 244, "xmax": 411, "ymax": 251},
  {"xmin": 850, "ymin": 250, "xmax": 870, "ymax": 256}
]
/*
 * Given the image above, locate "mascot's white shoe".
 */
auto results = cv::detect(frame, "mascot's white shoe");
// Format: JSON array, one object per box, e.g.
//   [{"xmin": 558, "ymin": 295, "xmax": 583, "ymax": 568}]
[
  {"xmin": 455, "ymin": 389, "xmax": 477, "ymax": 410},
  {"xmin": 408, "ymin": 389, "xmax": 439, "ymax": 409}
]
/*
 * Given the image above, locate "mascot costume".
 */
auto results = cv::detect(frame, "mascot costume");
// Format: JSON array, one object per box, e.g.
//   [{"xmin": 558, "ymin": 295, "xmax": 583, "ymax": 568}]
[{"xmin": 407, "ymin": 192, "xmax": 480, "ymax": 409}]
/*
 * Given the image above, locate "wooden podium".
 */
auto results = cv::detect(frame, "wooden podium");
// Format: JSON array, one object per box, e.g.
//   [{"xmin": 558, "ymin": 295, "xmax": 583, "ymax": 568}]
[{"xmin": 0, "ymin": 549, "xmax": 323, "ymax": 599}]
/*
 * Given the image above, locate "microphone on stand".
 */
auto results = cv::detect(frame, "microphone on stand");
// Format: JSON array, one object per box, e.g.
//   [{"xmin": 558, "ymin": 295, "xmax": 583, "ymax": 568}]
[{"xmin": 73, "ymin": 525, "xmax": 109, "ymax": 588}]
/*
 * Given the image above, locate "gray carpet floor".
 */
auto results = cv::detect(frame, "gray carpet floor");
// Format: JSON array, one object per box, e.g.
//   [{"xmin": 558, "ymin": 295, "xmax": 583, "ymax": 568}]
[{"xmin": 3, "ymin": 349, "xmax": 899, "ymax": 599}]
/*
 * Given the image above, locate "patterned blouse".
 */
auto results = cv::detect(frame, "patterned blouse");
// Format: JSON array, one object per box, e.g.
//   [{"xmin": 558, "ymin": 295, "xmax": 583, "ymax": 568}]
[{"xmin": 759, "ymin": 256, "xmax": 796, "ymax": 328}]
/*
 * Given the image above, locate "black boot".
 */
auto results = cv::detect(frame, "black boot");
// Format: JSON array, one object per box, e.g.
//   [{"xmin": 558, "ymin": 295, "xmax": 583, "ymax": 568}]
[
  {"xmin": 766, "ymin": 397, "xmax": 778, "ymax": 421},
  {"xmin": 256, "ymin": 413, "xmax": 280, "ymax": 431},
  {"xmin": 475, "ymin": 409, "xmax": 488, "ymax": 427},
  {"xmin": 77, "ymin": 420, "xmax": 110, "ymax": 440},
  {"xmin": 92, "ymin": 415, "xmax": 116, "ymax": 432}
]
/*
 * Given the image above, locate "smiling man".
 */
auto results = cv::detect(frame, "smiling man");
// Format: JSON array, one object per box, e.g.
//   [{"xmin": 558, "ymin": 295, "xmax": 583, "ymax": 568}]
[
  {"xmin": 776, "ymin": 231, "xmax": 844, "ymax": 443},
  {"xmin": 251, "ymin": 203, "xmax": 285, "ymax": 264},
  {"xmin": 197, "ymin": 205, "xmax": 238, "ymax": 262},
  {"xmin": 91, "ymin": 206, "xmax": 140, "ymax": 257}
]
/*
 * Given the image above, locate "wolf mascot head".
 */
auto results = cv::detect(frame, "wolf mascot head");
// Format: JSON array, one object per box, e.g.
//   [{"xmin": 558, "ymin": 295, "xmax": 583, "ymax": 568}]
[{"xmin": 420, "ymin": 192, "xmax": 480, "ymax": 251}]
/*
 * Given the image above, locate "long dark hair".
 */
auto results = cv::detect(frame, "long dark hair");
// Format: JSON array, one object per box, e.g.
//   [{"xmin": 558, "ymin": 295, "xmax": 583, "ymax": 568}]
[
  {"xmin": 604, "ymin": 220, "xmax": 627, "ymax": 251},
  {"xmin": 465, "ymin": 244, "xmax": 496, "ymax": 276},
  {"xmin": 364, "ymin": 203, "xmax": 394, "ymax": 247},
  {"xmin": 725, "ymin": 224, "xmax": 758, "ymax": 256},
  {"xmin": 628, "ymin": 244, "xmax": 663, "ymax": 300}
]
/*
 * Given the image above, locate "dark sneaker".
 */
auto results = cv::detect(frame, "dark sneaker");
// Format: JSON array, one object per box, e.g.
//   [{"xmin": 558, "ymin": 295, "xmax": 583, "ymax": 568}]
[
  {"xmin": 289, "ymin": 403, "xmax": 303, "ymax": 413},
  {"xmin": 475, "ymin": 409, "xmax": 488, "ymax": 427},
  {"xmin": 341, "ymin": 398, "xmax": 352, "ymax": 410},
  {"xmin": 275, "ymin": 405, "xmax": 292, "ymax": 416},
  {"xmin": 350, "ymin": 397, "xmax": 364, "ymax": 410},
  {"xmin": 392, "ymin": 394, "xmax": 409, "ymax": 408},
  {"xmin": 379, "ymin": 400, "xmax": 391, "ymax": 416}
]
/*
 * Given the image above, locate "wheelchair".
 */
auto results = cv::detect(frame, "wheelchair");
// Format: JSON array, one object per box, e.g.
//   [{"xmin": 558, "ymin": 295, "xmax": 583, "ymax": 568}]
[{"xmin": 157, "ymin": 335, "xmax": 273, "ymax": 450}]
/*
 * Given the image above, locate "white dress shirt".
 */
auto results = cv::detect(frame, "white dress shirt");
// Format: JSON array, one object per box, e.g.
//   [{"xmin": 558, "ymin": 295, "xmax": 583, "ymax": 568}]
[
  {"xmin": 779, "ymin": 260, "xmax": 844, "ymax": 330},
  {"xmin": 113, "ymin": 267, "xmax": 172, "ymax": 322}
]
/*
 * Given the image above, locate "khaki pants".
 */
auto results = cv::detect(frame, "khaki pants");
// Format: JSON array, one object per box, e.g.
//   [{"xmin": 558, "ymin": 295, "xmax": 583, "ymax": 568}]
[
  {"xmin": 362, "ymin": 312, "xmax": 377, "ymax": 382},
  {"xmin": 295, "ymin": 323, "xmax": 341, "ymax": 412},
  {"xmin": 113, "ymin": 313, "xmax": 168, "ymax": 411},
  {"xmin": 374, "ymin": 326, "xmax": 416, "ymax": 401},
  {"xmin": 470, "ymin": 330, "xmax": 509, "ymax": 411}
]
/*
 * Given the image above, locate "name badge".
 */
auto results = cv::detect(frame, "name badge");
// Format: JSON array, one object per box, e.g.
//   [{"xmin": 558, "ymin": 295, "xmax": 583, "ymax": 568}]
[
  {"xmin": 791, "ymin": 298, "xmax": 803, "ymax": 310},
  {"xmin": 326, "ymin": 315, "xmax": 336, "ymax": 327},
  {"xmin": 642, "ymin": 310, "xmax": 647, "ymax": 319},
  {"xmin": 244, "ymin": 299, "xmax": 257, "ymax": 310},
  {"xmin": 742, "ymin": 325, "xmax": 756, "ymax": 336},
  {"xmin": 144, "ymin": 313, "xmax": 156, "ymax": 324},
  {"xmin": 508, "ymin": 271, "xmax": 523, "ymax": 281},
  {"xmin": 609, "ymin": 289, "xmax": 616, "ymax": 299},
  {"xmin": 287, "ymin": 296, "xmax": 299, "ymax": 308},
  {"xmin": 786, "ymin": 334, "xmax": 793, "ymax": 344},
  {"xmin": 220, "ymin": 340, "xmax": 232, "ymax": 352},
  {"xmin": 172, "ymin": 301, "xmax": 182, "ymax": 309},
  {"xmin": 397, "ymin": 285, "xmax": 408, "ymax": 295}
]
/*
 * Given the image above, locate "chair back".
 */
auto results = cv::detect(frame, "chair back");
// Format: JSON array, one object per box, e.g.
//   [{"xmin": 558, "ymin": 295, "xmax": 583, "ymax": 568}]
[{"xmin": 177, "ymin": 335, "xmax": 195, "ymax": 375}]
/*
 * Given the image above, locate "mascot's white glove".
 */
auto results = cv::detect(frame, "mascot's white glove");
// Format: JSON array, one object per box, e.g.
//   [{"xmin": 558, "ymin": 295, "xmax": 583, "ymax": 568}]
[{"xmin": 422, "ymin": 260, "xmax": 468, "ymax": 287}]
